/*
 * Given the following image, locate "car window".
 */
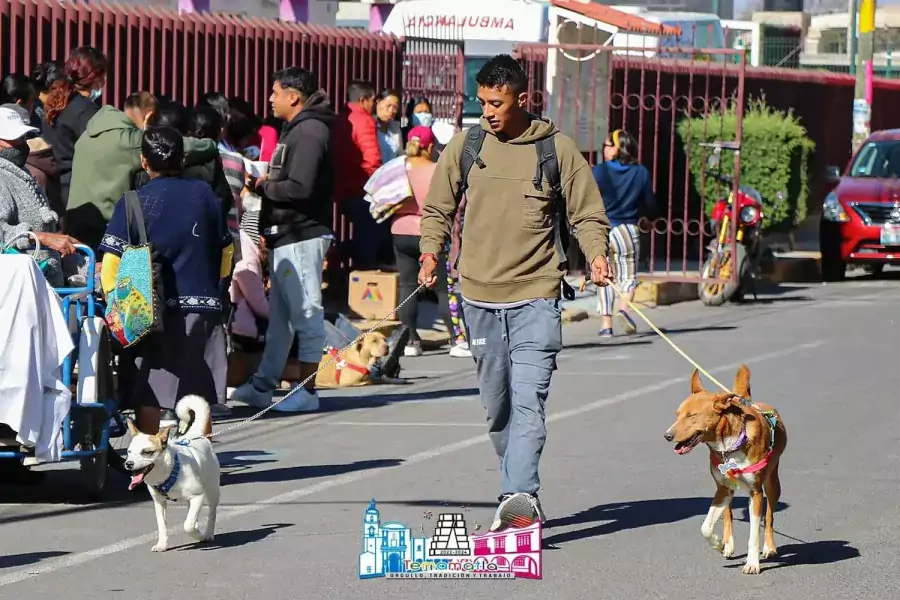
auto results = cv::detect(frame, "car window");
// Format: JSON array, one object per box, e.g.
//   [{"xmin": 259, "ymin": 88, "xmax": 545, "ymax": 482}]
[{"xmin": 850, "ymin": 140, "xmax": 900, "ymax": 178}]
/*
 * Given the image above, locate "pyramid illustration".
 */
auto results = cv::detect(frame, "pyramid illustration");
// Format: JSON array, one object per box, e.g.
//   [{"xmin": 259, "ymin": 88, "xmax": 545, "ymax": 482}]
[{"xmin": 429, "ymin": 513, "xmax": 471, "ymax": 555}]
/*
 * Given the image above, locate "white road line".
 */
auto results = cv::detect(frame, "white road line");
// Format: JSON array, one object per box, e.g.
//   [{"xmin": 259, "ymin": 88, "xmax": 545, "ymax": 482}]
[
  {"xmin": 317, "ymin": 421, "xmax": 483, "ymax": 427},
  {"xmin": 0, "ymin": 339, "xmax": 824, "ymax": 588},
  {"xmin": 556, "ymin": 371, "xmax": 674, "ymax": 376}
]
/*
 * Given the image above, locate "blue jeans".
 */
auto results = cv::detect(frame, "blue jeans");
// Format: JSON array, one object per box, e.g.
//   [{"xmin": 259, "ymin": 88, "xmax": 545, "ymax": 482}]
[
  {"xmin": 249, "ymin": 237, "xmax": 331, "ymax": 391},
  {"xmin": 464, "ymin": 298, "xmax": 563, "ymax": 495}
]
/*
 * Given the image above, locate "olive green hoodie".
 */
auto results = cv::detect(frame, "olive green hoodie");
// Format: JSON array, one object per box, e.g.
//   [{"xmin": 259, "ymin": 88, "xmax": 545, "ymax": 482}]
[
  {"xmin": 67, "ymin": 106, "xmax": 220, "ymax": 223},
  {"xmin": 420, "ymin": 117, "xmax": 611, "ymax": 304}
]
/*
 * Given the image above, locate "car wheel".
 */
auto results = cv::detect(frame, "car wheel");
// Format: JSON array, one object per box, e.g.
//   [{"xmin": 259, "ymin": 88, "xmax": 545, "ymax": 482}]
[
  {"xmin": 863, "ymin": 264, "xmax": 885, "ymax": 277},
  {"xmin": 820, "ymin": 253, "xmax": 846, "ymax": 282}
]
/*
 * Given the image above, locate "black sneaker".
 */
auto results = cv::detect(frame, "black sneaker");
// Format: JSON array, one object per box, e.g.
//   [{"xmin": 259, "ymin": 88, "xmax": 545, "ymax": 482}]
[
  {"xmin": 490, "ymin": 493, "xmax": 544, "ymax": 532},
  {"xmin": 376, "ymin": 325, "xmax": 410, "ymax": 379}
]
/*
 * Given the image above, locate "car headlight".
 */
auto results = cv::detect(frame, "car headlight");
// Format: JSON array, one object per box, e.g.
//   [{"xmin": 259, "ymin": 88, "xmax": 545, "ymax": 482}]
[
  {"xmin": 822, "ymin": 192, "xmax": 849, "ymax": 222},
  {"xmin": 739, "ymin": 206, "xmax": 758, "ymax": 223}
]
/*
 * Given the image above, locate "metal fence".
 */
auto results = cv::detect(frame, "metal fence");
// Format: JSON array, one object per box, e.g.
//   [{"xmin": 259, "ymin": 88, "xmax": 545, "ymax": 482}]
[
  {"xmin": 0, "ymin": 0, "xmax": 407, "ymax": 273},
  {"xmin": 516, "ymin": 42, "xmax": 747, "ymax": 284},
  {"xmin": 0, "ymin": 0, "xmax": 403, "ymax": 117},
  {"xmin": 398, "ymin": 22, "xmax": 465, "ymax": 128}
]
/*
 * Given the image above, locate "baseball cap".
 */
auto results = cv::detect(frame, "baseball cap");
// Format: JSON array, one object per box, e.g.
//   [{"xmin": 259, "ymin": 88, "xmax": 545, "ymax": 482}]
[
  {"xmin": 0, "ymin": 106, "xmax": 38, "ymax": 142},
  {"xmin": 407, "ymin": 125, "xmax": 436, "ymax": 148}
]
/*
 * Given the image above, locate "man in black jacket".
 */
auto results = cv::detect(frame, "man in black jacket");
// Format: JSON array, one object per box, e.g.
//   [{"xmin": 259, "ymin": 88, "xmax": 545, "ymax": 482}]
[{"xmin": 231, "ymin": 67, "xmax": 335, "ymax": 413}]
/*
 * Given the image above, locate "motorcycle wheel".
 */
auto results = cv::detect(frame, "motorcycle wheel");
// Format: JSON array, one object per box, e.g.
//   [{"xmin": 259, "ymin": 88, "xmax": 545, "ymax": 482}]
[{"xmin": 698, "ymin": 243, "xmax": 748, "ymax": 307}]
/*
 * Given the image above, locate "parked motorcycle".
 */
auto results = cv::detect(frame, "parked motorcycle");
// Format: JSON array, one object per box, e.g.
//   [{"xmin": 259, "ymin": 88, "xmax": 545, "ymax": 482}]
[{"xmin": 698, "ymin": 142, "xmax": 784, "ymax": 306}]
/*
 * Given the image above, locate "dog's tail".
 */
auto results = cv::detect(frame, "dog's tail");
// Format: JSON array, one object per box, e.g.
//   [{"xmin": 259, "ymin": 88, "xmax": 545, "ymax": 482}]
[{"xmin": 174, "ymin": 395, "xmax": 210, "ymax": 439}]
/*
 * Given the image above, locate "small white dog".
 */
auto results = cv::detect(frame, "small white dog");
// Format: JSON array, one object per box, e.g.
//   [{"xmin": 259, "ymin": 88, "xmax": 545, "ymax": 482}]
[{"xmin": 125, "ymin": 395, "xmax": 221, "ymax": 552}]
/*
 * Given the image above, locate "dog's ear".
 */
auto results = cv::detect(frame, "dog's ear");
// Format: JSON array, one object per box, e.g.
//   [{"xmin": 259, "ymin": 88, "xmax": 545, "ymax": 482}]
[
  {"xmin": 733, "ymin": 364, "xmax": 751, "ymax": 398},
  {"xmin": 126, "ymin": 418, "xmax": 141, "ymax": 437},
  {"xmin": 690, "ymin": 369, "xmax": 704, "ymax": 394},
  {"xmin": 157, "ymin": 426, "xmax": 174, "ymax": 446},
  {"xmin": 713, "ymin": 394, "xmax": 737, "ymax": 413}
]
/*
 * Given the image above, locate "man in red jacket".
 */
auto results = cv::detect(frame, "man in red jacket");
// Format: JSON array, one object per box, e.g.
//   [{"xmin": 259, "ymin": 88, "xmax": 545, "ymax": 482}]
[{"xmin": 332, "ymin": 80, "xmax": 389, "ymax": 270}]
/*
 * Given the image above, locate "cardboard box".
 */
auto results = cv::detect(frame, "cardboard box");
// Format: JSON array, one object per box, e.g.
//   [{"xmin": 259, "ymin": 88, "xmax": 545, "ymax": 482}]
[{"xmin": 348, "ymin": 270, "xmax": 399, "ymax": 320}]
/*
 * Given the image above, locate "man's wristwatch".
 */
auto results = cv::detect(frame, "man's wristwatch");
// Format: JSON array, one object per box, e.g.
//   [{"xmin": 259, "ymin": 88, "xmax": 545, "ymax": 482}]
[{"xmin": 419, "ymin": 253, "xmax": 438, "ymax": 266}]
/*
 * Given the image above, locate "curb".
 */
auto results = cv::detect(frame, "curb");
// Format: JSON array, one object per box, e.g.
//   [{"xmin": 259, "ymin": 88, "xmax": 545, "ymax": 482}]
[
  {"xmin": 762, "ymin": 252, "xmax": 822, "ymax": 284},
  {"xmin": 634, "ymin": 280, "xmax": 698, "ymax": 307}
]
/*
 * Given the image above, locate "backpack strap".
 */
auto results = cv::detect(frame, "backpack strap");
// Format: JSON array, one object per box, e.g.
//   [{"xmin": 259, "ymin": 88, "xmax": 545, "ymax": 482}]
[
  {"xmin": 534, "ymin": 136, "xmax": 569, "ymax": 265},
  {"xmin": 123, "ymin": 190, "xmax": 148, "ymax": 246},
  {"xmin": 535, "ymin": 135, "xmax": 577, "ymax": 300},
  {"xmin": 455, "ymin": 126, "xmax": 487, "ymax": 202}
]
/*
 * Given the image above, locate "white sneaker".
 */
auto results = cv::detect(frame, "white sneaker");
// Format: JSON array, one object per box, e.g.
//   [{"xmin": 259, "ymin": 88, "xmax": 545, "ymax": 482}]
[
  {"xmin": 449, "ymin": 342, "xmax": 472, "ymax": 358},
  {"xmin": 271, "ymin": 387, "xmax": 320, "ymax": 413},
  {"xmin": 229, "ymin": 382, "xmax": 273, "ymax": 409},
  {"xmin": 404, "ymin": 344, "xmax": 423, "ymax": 357}
]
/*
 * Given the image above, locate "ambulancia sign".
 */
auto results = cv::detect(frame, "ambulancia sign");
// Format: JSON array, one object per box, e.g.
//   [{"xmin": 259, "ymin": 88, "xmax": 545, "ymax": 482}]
[{"xmin": 381, "ymin": 0, "xmax": 547, "ymax": 42}]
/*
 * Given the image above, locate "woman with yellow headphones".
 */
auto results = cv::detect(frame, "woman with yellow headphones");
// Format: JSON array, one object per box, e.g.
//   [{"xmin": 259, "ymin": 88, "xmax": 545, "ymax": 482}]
[{"xmin": 592, "ymin": 129, "xmax": 658, "ymax": 337}]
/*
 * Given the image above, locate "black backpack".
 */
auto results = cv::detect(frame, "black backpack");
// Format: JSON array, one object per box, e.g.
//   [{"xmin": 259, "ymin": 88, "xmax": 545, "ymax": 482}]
[{"xmin": 454, "ymin": 126, "xmax": 576, "ymax": 300}]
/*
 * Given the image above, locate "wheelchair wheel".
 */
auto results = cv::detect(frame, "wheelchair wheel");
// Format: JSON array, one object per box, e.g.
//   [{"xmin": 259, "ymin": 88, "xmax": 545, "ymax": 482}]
[{"xmin": 80, "ymin": 447, "xmax": 107, "ymax": 500}]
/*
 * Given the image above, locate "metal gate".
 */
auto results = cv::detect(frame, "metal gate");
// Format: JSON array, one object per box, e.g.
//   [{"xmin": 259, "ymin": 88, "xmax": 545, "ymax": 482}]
[
  {"xmin": 399, "ymin": 24, "xmax": 465, "ymax": 128},
  {"xmin": 515, "ymin": 41, "xmax": 747, "ymax": 285}
]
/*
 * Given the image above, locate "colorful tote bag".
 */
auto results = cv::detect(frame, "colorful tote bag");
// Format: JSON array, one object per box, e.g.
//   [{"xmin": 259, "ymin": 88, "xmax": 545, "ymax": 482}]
[{"xmin": 104, "ymin": 190, "xmax": 163, "ymax": 348}]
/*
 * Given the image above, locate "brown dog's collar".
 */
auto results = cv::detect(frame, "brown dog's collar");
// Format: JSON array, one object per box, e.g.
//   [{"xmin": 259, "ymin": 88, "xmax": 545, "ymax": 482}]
[{"xmin": 327, "ymin": 347, "xmax": 369, "ymax": 385}]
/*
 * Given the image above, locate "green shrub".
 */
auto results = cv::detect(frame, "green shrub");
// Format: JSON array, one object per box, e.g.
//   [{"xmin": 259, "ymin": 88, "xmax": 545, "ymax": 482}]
[{"xmin": 676, "ymin": 96, "xmax": 815, "ymax": 232}]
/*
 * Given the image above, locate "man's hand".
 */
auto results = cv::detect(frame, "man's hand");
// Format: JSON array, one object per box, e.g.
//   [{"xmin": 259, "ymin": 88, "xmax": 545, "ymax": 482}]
[
  {"xmin": 36, "ymin": 232, "xmax": 79, "ymax": 257},
  {"xmin": 253, "ymin": 173, "xmax": 268, "ymax": 189},
  {"xmin": 417, "ymin": 254, "xmax": 438, "ymax": 288},
  {"xmin": 590, "ymin": 254, "xmax": 611, "ymax": 286}
]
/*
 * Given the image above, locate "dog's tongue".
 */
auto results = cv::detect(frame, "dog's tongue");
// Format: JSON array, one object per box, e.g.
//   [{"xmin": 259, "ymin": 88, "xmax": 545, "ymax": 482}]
[{"xmin": 129, "ymin": 472, "xmax": 146, "ymax": 490}]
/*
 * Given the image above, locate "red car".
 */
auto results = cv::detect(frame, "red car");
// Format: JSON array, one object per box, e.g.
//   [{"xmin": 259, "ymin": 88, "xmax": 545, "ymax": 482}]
[{"xmin": 820, "ymin": 129, "xmax": 900, "ymax": 281}]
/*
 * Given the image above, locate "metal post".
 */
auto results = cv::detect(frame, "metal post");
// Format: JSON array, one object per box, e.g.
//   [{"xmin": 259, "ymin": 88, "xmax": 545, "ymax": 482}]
[
  {"xmin": 849, "ymin": 0, "xmax": 859, "ymax": 75},
  {"xmin": 852, "ymin": 0, "xmax": 875, "ymax": 154}
]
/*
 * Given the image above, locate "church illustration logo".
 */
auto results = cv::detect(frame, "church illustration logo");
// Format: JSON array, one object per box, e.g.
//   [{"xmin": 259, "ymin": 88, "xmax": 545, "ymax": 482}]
[{"xmin": 358, "ymin": 499, "xmax": 542, "ymax": 580}]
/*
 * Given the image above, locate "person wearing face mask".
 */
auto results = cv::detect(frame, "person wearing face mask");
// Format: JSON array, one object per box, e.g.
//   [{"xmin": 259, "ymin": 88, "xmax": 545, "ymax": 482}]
[
  {"xmin": 42, "ymin": 46, "xmax": 108, "ymax": 211},
  {"xmin": 0, "ymin": 107, "xmax": 79, "ymax": 286},
  {"xmin": 404, "ymin": 96, "xmax": 434, "ymax": 132},
  {"xmin": 1, "ymin": 102, "xmax": 62, "ymax": 216}
]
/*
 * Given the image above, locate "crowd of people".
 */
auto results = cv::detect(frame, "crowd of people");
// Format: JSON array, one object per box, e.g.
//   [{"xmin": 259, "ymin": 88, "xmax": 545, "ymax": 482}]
[{"xmin": 0, "ymin": 46, "xmax": 657, "ymax": 517}]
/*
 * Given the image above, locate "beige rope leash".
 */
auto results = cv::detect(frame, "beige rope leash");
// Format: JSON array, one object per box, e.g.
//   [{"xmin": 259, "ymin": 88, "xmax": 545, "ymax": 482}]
[
  {"xmin": 206, "ymin": 283, "xmax": 426, "ymax": 439},
  {"xmin": 580, "ymin": 276, "xmax": 733, "ymax": 394}
]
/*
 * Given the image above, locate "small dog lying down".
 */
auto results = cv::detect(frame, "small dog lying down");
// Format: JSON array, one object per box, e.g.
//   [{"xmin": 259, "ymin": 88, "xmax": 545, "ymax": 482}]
[
  {"xmin": 315, "ymin": 331, "xmax": 390, "ymax": 388},
  {"xmin": 664, "ymin": 365, "xmax": 787, "ymax": 575},
  {"xmin": 125, "ymin": 395, "xmax": 221, "ymax": 552}
]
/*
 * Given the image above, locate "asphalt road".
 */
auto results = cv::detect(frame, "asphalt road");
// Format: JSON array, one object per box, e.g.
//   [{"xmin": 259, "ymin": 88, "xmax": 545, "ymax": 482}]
[{"xmin": 1, "ymin": 276, "xmax": 897, "ymax": 600}]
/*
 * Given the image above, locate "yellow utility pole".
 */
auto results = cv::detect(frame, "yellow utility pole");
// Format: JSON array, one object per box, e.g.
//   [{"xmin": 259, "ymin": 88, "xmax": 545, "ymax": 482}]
[{"xmin": 852, "ymin": 0, "xmax": 876, "ymax": 154}]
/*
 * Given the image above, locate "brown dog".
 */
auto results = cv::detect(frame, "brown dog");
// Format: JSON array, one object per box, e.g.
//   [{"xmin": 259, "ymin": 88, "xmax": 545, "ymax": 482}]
[
  {"xmin": 315, "ymin": 331, "xmax": 390, "ymax": 388},
  {"xmin": 664, "ymin": 365, "xmax": 787, "ymax": 575}
]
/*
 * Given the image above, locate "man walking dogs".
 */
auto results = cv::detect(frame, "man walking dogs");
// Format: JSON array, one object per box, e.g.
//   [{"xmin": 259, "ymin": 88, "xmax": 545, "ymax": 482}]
[{"xmin": 418, "ymin": 55, "xmax": 612, "ymax": 531}]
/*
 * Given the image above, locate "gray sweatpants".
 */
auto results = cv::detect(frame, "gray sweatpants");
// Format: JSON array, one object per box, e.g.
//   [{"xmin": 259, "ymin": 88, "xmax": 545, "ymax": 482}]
[{"xmin": 464, "ymin": 298, "xmax": 563, "ymax": 496}]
